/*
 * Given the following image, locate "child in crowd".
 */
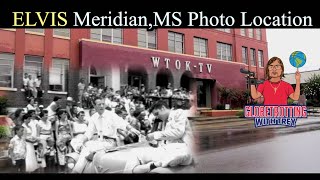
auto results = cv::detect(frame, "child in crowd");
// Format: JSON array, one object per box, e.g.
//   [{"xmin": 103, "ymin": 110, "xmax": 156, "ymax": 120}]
[
  {"xmin": 45, "ymin": 137, "xmax": 56, "ymax": 173},
  {"xmin": 56, "ymin": 138, "xmax": 68, "ymax": 172},
  {"xmin": 35, "ymin": 143, "xmax": 46, "ymax": 172},
  {"xmin": 8, "ymin": 125, "xmax": 26, "ymax": 173}
]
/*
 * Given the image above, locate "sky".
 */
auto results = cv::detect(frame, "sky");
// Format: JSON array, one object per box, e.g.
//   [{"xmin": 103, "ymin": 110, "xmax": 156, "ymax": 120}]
[{"xmin": 267, "ymin": 29, "xmax": 320, "ymax": 74}]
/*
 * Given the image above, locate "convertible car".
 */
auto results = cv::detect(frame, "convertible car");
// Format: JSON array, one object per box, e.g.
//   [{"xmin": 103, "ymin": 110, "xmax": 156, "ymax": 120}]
[{"xmin": 66, "ymin": 140, "xmax": 197, "ymax": 173}]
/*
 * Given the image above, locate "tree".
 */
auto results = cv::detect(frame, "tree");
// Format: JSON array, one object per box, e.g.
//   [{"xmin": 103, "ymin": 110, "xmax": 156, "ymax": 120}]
[
  {"xmin": 218, "ymin": 87, "xmax": 231, "ymax": 106},
  {"xmin": 303, "ymin": 73, "xmax": 320, "ymax": 106}
]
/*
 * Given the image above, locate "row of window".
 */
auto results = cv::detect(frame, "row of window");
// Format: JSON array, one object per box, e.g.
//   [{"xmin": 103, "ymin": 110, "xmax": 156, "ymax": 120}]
[
  {"xmin": 0, "ymin": 53, "xmax": 69, "ymax": 91},
  {"xmin": 240, "ymin": 28, "xmax": 262, "ymax": 40},
  {"xmin": 26, "ymin": 28, "xmax": 70, "ymax": 37},
  {"xmin": 242, "ymin": 47, "xmax": 264, "ymax": 67},
  {"xmin": 2, "ymin": 28, "xmax": 263, "ymax": 67},
  {"xmin": 24, "ymin": 28, "xmax": 262, "ymax": 40},
  {"xmin": 23, "ymin": 28, "xmax": 262, "ymax": 55},
  {"xmin": 214, "ymin": 29, "xmax": 262, "ymax": 40}
]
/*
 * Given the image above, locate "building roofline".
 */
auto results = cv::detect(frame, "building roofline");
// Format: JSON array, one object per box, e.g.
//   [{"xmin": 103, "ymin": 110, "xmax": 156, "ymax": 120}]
[{"xmin": 79, "ymin": 38, "xmax": 246, "ymax": 66}]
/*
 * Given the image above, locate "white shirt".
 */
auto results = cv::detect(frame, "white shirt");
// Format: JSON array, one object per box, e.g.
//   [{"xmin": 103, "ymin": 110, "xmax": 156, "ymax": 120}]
[
  {"xmin": 34, "ymin": 78, "xmax": 41, "ymax": 88},
  {"xmin": 27, "ymin": 79, "xmax": 35, "ymax": 88},
  {"xmin": 153, "ymin": 109, "xmax": 194, "ymax": 148},
  {"xmin": 23, "ymin": 77, "xmax": 29, "ymax": 86},
  {"xmin": 73, "ymin": 121, "xmax": 88, "ymax": 134},
  {"xmin": 26, "ymin": 104, "xmax": 36, "ymax": 111},
  {"xmin": 84, "ymin": 110, "xmax": 129, "ymax": 140},
  {"xmin": 46, "ymin": 102, "xmax": 57, "ymax": 117}
]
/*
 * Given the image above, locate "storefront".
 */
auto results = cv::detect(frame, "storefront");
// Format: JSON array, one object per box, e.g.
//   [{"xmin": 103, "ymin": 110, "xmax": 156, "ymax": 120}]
[{"xmin": 79, "ymin": 39, "xmax": 247, "ymax": 109}]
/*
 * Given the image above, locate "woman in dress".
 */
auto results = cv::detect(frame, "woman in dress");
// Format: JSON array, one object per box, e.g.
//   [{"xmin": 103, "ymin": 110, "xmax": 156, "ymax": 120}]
[
  {"xmin": 36, "ymin": 109, "xmax": 53, "ymax": 168},
  {"xmin": 22, "ymin": 114, "xmax": 39, "ymax": 172},
  {"xmin": 72, "ymin": 111, "xmax": 88, "ymax": 137},
  {"xmin": 55, "ymin": 109, "xmax": 73, "ymax": 172}
]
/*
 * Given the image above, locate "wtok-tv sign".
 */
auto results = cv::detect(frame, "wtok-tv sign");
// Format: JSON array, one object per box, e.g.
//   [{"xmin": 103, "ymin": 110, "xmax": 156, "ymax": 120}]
[{"xmin": 151, "ymin": 56, "xmax": 213, "ymax": 73}]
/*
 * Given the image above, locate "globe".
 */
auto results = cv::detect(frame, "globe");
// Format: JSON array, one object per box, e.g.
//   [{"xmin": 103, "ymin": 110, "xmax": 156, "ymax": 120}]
[{"xmin": 289, "ymin": 51, "xmax": 306, "ymax": 68}]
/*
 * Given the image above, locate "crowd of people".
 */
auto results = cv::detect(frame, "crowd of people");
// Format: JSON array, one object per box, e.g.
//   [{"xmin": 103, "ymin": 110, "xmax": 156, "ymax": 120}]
[{"xmin": 6, "ymin": 79, "xmax": 196, "ymax": 173}]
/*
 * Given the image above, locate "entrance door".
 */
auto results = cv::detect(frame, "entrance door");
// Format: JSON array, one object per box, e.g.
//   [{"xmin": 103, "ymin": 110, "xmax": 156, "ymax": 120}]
[
  {"xmin": 197, "ymin": 81, "xmax": 206, "ymax": 107},
  {"xmin": 129, "ymin": 75, "xmax": 142, "ymax": 88},
  {"xmin": 90, "ymin": 76, "xmax": 105, "ymax": 88},
  {"xmin": 197, "ymin": 79, "xmax": 212, "ymax": 108}
]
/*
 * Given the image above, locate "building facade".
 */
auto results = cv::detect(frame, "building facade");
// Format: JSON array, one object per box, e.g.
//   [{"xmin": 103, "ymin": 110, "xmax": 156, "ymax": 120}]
[{"xmin": 0, "ymin": 28, "xmax": 268, "ymax": 109}]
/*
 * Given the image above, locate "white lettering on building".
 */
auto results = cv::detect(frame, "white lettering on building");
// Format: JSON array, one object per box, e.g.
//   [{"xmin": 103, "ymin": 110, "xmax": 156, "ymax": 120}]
[
  {"xmin": 185, "ymin": 61, "xmax": 191, "ymax": 71},
  {"xmin": 164, "ymin": 58, "xmax": 170, "ymax": 69},
  {"xmin": 150, "ymin": 56, "xmax": 212, "ymax": 73},
  {"xmin": 151, "ymin": 57, "xmax": 160, "ymax": 68},
  {"xmin": 206, "ymin": 64, "xmax": 212, "ymax": 73},
  {"xmin": 198, "ymin": 63, "xmax": 203, "ymax": 73},
  {"xmin": 175, "ymin": 60, "xmax": 181, "ymax": 70}
]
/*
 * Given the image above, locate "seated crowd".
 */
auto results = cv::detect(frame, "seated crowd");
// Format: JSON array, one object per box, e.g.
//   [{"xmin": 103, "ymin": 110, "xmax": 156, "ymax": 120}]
[{"xmin": 7, "ymin": 83, "xmax": 194, "ymax": 173}]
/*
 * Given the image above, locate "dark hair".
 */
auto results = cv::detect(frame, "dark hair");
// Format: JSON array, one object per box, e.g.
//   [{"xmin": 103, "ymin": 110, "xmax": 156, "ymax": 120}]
[
  {"xmin": 39, "ymin": 110, "xmax": 48, "ymax": 118},
  {"xmin": 114, "ymin": 109, "xmax": 123, "ymax": 116},
  {"xmin": 14, "ymin": 109, "xmax": 24, "ymax": 118},
  {"xmin": 53, "ymin": 96, "xmax": 61, "ymax": 102},
  {"xmin": 133, "ymin": 109, "xmax": 142, "ymax": 118},
  {"xmin": 149, "ymin": 100, "xmax": 169, "ymax": 113},
  {"xmin": 93, "ymin": 97, "xmax": 103, "ymax": 105},
  {"xmin": 13, "ymin": 125, "xmax": 24, "ymax": 134},
  {"xmin": 22, "ymin": 114, "xmax": 31, "ymax": 122},
  {"xmin": 27, "ymin": 98, "xmax": 34, "ymax": 104},
  {"xmin": 265, "ymin": 57, "xmax": 285, "ymax": 80},
  {"xmin": 27, "ymin": 110, "xmax": 36, "ymax": 115},
  {"xmin": 57, "ymin": 109, "xmax": 67, "ymax": 119},
  {"xmin": 124, "ymin": 133, "xmax": 139, "ymax": 145},
  {"xmin": 76, "ymin": 111, "xmax": 85, "ymax": 118}
]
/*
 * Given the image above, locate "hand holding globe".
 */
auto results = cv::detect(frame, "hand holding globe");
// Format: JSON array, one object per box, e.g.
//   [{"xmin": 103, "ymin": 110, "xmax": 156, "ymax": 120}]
[{"xmin": 289, "ymin": 51, "xmax": 305, "ymax": 81}]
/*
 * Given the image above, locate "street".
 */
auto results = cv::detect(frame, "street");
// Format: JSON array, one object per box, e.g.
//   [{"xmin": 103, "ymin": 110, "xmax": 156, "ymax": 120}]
[{"xmin": 195, "ymin": 129, "xmax": 320, "ymax": 173}]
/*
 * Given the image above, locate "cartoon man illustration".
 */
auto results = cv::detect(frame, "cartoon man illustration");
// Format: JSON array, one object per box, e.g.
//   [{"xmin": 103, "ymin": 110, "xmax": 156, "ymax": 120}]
[{"xmin": 250, "ymin": 56, "xmax": 301, "ymax": 105}]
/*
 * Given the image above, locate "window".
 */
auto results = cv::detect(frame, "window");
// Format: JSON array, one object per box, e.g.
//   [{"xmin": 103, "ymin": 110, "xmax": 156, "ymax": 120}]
[
  {"xmin": 256, "ymin": 29, "xmax": 262, "ymax": 40},
  {"xmin": 217, "ymin": 42, "xmax": 232, "ymax": 61},
  {"xmin": 24, "ymin": 56, "xmax": 43, "ymax": 81},
  {"xmin": 0, "ymin": 53, "xmax": 14, "ymax": 88},
  {"xmin": 168, "ymin": 31, "xmax": 184, "ymax": 54},
  {"xmin": 25, "ymin": 29, "xmax": 44, "ymax": 34},
  {"xmin": 216, "ymin": 29, "xmax": 231, "ymax": 33},
  {"xmin": 242, "ymin": 47, "xmax": 248, "ymax": 64},
  {"xmin": 90, "ymin": 29, "xmax": 123, "ymax": 44},
  {"xmin": 258, "ymin": 50, "xmax": 264, "ymax": 67},
  {"xmin": 53, "ymin": 29, "xmax": 70, "ymax": 37},
  {"xmin": 250, "ymin": 48, "xmax": 256, "ymax": 66},
  {"xmin": 138, "ymin": 29, "xmax": 157, "ymax": 49},
  {"xmin": 49, "ymin": 58, "xmax": 69, "ymax": 92},
  {"xmin": 240, "ymin": 29, "xmax": 246, "ymax": 36},
  {"xmin": 194, "ymin": 37, "xmax": 208, "ymax": 57},
  {"xmin": 248, "ymin": 29, "xmax": 254, "ymax": 38}
]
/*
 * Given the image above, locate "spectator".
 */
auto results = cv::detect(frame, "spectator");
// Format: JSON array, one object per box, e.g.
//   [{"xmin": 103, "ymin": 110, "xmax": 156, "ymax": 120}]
[
  {"xmin": 8, "ymin": 125, "xmax": 27, "ymax": 173},
  {"xmin": 22, "ymin": 114, "xmax": 39, "ymax": 172},
  {"xmin": 46, "ymin": 96, "xmax": 61, "ymax": 118},
  {"xmin": 72, "ymin": 111, "xmax": 88, "ymax": 136},
  {"xmin": 44, "ymin": 137, "xmax": 56, "ymax": 173},
  {"xmin": 66, "ymin": 97, "xmax": 76, "ymax": 121},
  {"xmin": 78, "ymin": 78, "xmax": 85, "ymax": 108},
  {"xmin": 35, "ymin": 75, "xmax": 42, "ymax": 103}
]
